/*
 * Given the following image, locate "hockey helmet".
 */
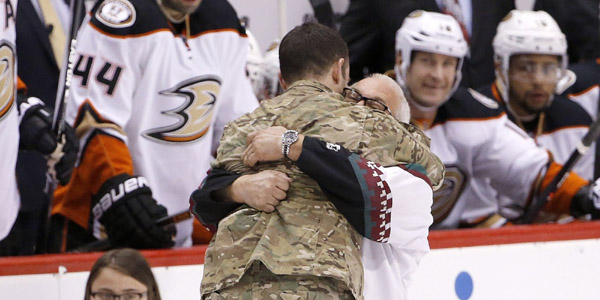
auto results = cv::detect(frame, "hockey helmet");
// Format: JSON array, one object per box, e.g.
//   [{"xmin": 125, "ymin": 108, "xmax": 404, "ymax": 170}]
[{"xmin": 394, "ymin": 10, "xmax": 469, "ymax": 110}]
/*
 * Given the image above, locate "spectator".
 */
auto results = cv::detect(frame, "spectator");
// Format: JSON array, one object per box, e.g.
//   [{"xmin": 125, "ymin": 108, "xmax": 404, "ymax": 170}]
[
  {"xmin": 49, "ymin": 0, "xmax": 258, "ymax": 252},
  {"xmin": 84, "ymin": 248, "xmax": 162, "ymax": 300},
  {"xmin": 199, "ymin": 22, "xmax": 443, "ymax": 299}
]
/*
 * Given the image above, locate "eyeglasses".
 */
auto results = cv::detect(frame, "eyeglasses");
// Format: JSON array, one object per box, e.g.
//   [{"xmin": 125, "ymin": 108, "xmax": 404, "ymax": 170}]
[
  {"xmin": 342, "ymin": 87, "xmax": 392, "ymax": 115},
  {"xmin": 510, "ymin": 62, "xmax": 561, "ymax": 80},
  {"xmin": 91, "ymin": 291, "xmax": 148, "ymax": 300}
]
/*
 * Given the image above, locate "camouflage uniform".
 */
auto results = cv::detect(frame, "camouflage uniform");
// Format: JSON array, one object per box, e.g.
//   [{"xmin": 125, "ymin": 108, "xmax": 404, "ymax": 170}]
[
  {"xmin": 204, "ymin": 261, "xmax": 354, "ymax": 300},
  {"xmin": 201, "ymin": 80, "xmax": 444, "ymax": 299}
]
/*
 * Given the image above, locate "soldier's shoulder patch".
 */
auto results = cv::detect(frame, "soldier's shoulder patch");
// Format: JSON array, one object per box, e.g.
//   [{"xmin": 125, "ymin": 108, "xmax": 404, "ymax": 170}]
[{"xmin": 95, "ymin": 0, "xmax": 136, "ymax": 28}]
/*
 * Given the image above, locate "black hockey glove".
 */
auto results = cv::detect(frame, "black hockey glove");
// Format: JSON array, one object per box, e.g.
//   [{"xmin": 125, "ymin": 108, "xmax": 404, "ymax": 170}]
[
  {"xmin": 18, "ymin": 96, "xmax": 79, "ymax": 185},
  {"xmin": 92, "ymin": 174, "xmax": 176, "ymax": 249},
  {"xmin": 49, "ymin": 123, "xmax": 78, "ymax": 185},
  {"xmin": 570, "ymin": 179, "xmax": 600, "ymax": 220},
  {"xmin": 19, "ymin": 96, "xmax": 57, "ymax": 154}
]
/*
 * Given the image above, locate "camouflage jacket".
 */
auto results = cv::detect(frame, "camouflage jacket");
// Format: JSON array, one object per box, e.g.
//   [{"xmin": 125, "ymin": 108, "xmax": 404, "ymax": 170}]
[{"xmin": 201, "ymin": 80, "xmax": 444, "ymax": 299}]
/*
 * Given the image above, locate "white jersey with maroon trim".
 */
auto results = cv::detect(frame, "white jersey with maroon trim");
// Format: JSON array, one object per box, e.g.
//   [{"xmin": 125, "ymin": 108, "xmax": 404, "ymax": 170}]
[
  {"xmin": 55, "ymin": 0, "xmax": 258, "ymax": 246},
  {"xmin": 362, "ymin": 165, "xmax": 432, "ymax": 300},
  {"xmin": 426, "ymin": 87, "xmax": 550, "ymax": 228},
  {"xmin": 0, "ymin": 0, "xmax": 19, "ymax": 241}
]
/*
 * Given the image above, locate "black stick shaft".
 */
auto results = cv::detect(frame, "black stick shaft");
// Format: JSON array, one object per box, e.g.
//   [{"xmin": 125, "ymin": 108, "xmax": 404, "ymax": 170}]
[
  {"xmin": 52, "ymin": 0, "xmax": 86, "ymax": 137},
  {"xmin": 523, "ymin": 117, "xmax": 600, "ymax": 223}
]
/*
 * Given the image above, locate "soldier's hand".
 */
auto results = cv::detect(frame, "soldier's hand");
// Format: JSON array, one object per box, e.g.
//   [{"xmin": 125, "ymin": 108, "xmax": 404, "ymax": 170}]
[
  {"xmin": 230, "ymin": 170, "xmax": 291, "ymax": 212},
  {"xmin": 243, "ymin": 126, "xmax": 304, "ymax": 166}
]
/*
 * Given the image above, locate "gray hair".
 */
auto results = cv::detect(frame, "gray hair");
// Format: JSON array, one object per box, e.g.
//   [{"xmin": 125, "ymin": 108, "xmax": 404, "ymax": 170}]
[{"xmin": 368, "ymin": 73, "xmax": 411, "ymax": 123}]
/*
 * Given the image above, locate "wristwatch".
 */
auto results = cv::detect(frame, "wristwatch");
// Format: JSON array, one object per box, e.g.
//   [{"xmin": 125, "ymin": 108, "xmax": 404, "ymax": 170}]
[{"xmin": 281, "ymin": 130, "xmax": 299, "ymax": 158}]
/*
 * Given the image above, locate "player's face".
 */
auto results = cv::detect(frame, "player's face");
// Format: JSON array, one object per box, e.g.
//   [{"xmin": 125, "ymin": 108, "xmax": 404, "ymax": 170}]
[
  {"xmin": 508, "ymin": 54, "xmax": 560, "ymax": 114},
  {"xmin": 162, "ymin": 0, "xmax": 202, "ymax": 15},
  {"xmin": 404, "ymin": 51, "xmax": 458, "ymax": 108}
]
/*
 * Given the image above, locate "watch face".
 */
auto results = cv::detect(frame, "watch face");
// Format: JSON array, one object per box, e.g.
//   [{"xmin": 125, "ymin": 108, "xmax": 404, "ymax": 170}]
[{"xmin": 282, "ymin": 130, "xmax": 298, "ymax": 145}]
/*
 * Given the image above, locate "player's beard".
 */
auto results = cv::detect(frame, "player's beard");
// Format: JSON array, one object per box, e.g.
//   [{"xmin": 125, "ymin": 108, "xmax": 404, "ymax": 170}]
[{"xmin": 161, "ymin": 0, "xmax": 200, "ymax": 15}]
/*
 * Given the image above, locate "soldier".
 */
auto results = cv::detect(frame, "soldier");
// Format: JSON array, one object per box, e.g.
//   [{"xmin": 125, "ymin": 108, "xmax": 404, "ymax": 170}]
[
  {"xmin": 191, "ymin": 74, "xmax": 431, "ymax": 300},
  {"xmin": 199, "ymin": 22, "xmax": 444, "ymax": 299}
]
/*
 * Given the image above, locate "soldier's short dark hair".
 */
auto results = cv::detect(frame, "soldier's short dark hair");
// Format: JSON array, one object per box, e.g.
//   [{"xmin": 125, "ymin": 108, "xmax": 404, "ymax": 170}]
[{"xmin": 279, "ymin": 22, "xmax": 349, "ymax": 84}]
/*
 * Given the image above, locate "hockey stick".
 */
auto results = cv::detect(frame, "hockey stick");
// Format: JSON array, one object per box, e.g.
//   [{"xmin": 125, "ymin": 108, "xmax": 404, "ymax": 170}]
[
  {"xmin": 522, "ymin": 116, "xmax": 600, "ymax": 223},
  {"xmin": 68, "ymin": 210, "xmax": 193, "ymax": 253},
  {"xmin": 52, "ymin": 0, "xmax": 86, "ymax": 136}
]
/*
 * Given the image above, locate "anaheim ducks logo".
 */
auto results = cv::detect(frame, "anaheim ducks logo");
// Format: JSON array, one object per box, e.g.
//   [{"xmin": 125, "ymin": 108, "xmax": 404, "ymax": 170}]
[
  {"xmin": 96, "ymin": 0, "xmax": 136, "ymax": 28},
  {"xmin": 431, "ymin": 164, "xmax": 468, "ymax": 224},
  {"xmin": 143, "ymin": 76, "xmax": 221, "ymax": 143},
  {"xmin": 0, "ymin": 43, "xmax": 15, "ymax": 120}
]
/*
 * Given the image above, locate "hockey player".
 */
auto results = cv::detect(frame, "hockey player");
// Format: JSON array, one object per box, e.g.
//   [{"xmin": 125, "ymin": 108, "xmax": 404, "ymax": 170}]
[
  {"xmin": 479, "ymin": 10, "xmax": 595, "ymax": 182},
  {"xmin": 244, "ymin": 30, "xmax": 266, "ymax": 100},
  {"xmin": 0, "ymin": 0, "xmax": 77, "ymax": 246},
  {"xmin": 191, "ymin": 74, "xmax": 430, "ymax": 300},
  {"xmin": 49, "ymin": 0, "xmax": 258, "ymax": 252},
  {"xmin": 262, "ymin": 39, "xmax": 283, "ymax": 100},
  {"xmin": 391, "ymin": 10, "xmax": 599, "ymax": 228}
]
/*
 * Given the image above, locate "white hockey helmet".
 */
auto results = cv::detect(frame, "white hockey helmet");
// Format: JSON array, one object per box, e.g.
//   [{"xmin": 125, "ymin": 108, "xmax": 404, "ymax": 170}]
[
  {"xmin": 262, "ymin": 39, "xmax": 283, "ymax": 99},
  {"xmin": 394, "ymin": 10, "xmax": 469, "ymax": 110},
  {"xmin": 493, "ymin": 10, "xmax": 567, "ymax": 95},
  {"xmin": 245, "ymin": 30, "xmax": 266, "ymax": 98}
]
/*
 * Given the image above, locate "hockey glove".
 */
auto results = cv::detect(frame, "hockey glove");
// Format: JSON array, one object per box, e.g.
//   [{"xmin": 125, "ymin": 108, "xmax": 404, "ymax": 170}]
[
  {"xmin": 18, "ymin": 96, "xmax": 79, "ymax": 185},
  {"xmin": 46, "ymin": 123, "xmax": 78, "ymax": 185},
  {"xmin": 92, "ymin": 174, "xmax": 176, "ymax": 249},
  {"xmin": 18, "ymin": 97, "xmax": 57, "ymax": 154},
  {"xmin": 570, "ymin": 179, "xmax": 600, "ymax": 220}
]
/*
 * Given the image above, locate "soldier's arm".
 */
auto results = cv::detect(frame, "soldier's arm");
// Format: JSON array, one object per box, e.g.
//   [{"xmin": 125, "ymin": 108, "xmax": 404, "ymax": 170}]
[{"xmin": 191, "ymin": 131, "xmax": 433, "ymax": 244}]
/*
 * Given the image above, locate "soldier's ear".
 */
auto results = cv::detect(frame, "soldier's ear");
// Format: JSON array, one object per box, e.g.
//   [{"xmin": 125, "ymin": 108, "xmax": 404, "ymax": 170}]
[
  {"xmin": 278, "ymin": 73, "xmax": 287, "ymax": 90},
  {"xmin": 331, "ymin": 58, "xmax": 345, "ymax": 84}
]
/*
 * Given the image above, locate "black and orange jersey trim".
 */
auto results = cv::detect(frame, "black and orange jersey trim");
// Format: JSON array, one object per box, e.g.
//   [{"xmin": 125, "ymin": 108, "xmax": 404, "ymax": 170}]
[
  {"xmin": 433, "ymin": 86, "xmax": 506, "ymax": 127},
  {"xmin": 89, "ymin": 0, "xmax": 246, "ymax": 38},
  {"xmin": 480, "ymin": 82, "xmax": 592, "ymax": 134}
]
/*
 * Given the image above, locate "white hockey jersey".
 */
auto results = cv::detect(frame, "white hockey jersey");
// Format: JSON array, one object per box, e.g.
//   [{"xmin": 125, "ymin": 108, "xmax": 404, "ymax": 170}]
[
  {"xmin": 481, "ymin": 82, "xmax": 595, "ymax": 181},
  {"xmin": 53, "ymin": 0, "xmax": 258, "ymax": 246},
  {"xmin": 426, "ymin": 87, "xmax": 551, "ymax": 228},
  {"xmin": 0, "ymin": 0, "xmax": 20, "ymax": 241}
]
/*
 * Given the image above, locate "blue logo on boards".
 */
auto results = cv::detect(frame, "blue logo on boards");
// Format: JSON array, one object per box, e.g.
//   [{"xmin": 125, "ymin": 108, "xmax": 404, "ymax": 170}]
[{"xmin": 455, "ymin": 271, "xmax": 473, "ymax": 300}]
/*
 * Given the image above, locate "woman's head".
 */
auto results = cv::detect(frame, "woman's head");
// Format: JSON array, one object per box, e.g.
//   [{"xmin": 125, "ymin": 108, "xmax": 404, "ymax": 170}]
[{"xmin": 85, "ymin": 249, "xmax": 161, "ymax": 300}]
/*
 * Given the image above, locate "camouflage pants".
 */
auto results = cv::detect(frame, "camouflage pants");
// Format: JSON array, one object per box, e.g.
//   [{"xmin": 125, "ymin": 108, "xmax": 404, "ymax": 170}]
[{"xmin": 204, "ymin": 261, "xmax": 355, "ymax": 300}]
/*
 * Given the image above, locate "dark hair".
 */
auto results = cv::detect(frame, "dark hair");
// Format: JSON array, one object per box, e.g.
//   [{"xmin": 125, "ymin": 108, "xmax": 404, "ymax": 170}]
[
  {"xmin": 84, "ymin": 249, "xmax": 162, "ymax": 300},
  {"xmin": 279, "ymin": 22, "xmax": 349, "ymax": 84}
]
